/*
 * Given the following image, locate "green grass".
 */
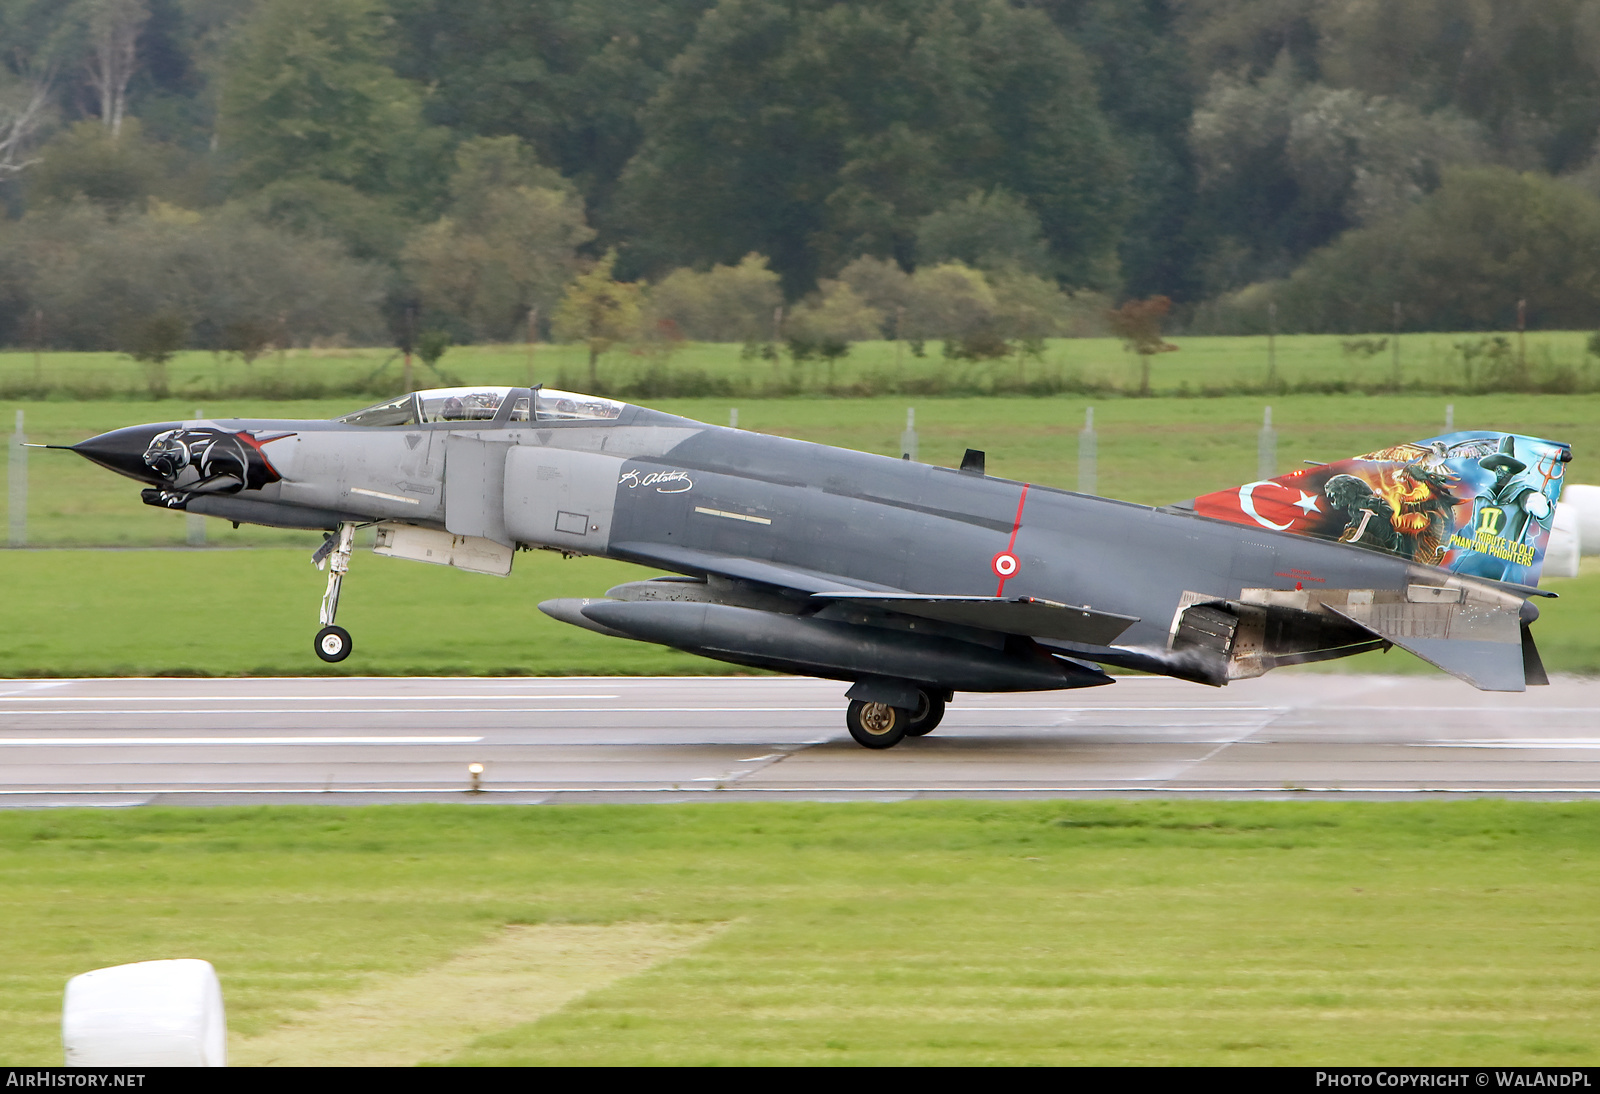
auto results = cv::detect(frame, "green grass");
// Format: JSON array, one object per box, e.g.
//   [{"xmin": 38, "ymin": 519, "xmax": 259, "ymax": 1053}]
[
  {"xmin": 1, "ymin": 801, "xmax": 1596, "ymax": 1065},
  {"xmin": 3, "ymin": 549, "xmax": 1600, "ymax": 677},
  {"xmin": 0, "ymin": 548, "xmax": 715, "ymax": 677},
  {"xmin": 3, "ymin": 331, "xmax": 1598, "ymax": 401}
]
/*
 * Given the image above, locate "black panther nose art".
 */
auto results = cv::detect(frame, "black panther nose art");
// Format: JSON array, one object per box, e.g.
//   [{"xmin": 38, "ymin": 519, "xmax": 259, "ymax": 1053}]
[
  {"xmin": 71, "ymin": 424, "xmax": 184, "ymax": 484},
  {"xmin": 73, "ymin": 424, "xmax": 291, "ymax": 493}
]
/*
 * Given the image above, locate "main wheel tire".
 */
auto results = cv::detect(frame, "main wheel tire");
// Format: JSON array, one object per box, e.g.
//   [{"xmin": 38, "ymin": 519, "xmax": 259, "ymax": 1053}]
[
  {"xmin": 903, "ymin": 691, "xmax": 946, "ymax": 737},
  {"xmin": 314, "ymin": 625, "xmax": 352, "ymax": 663},
  {"xmin": 846, "ymin": 700, "xmax": 908, "ymax": 749}
]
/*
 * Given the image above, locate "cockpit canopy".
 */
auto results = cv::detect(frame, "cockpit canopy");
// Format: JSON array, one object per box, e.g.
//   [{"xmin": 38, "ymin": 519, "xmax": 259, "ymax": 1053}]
[{"xmin": 335, "ymin": 386, "xmax": 624, "ymax": 427}]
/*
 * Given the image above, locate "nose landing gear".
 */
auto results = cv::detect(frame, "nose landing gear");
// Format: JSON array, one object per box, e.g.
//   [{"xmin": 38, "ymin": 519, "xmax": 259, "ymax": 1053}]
[
  {"xmin": 315, "ymin": 624, "xmax": 352, "ymax": 662},
  {"xmin": 312, "ymin": 522, "xmax": 356, "ymax": 663}
]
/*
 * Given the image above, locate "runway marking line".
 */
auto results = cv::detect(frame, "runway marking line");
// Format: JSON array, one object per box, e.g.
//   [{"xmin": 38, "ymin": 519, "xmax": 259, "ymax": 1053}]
[
  {"xmin": 1412, "ymin": 739, "xmax": 1600, "ymax": 749},
  {"xmin": 0, "ymin": 736, "xmax": 483, "ymax": 746},
  {"xmin": 0, "ymin": 695, "xmax": 618, "ymax": 703},
  {"xmin": 1, "ymin": 706, "xmax": 1296, "ymax": 716}
]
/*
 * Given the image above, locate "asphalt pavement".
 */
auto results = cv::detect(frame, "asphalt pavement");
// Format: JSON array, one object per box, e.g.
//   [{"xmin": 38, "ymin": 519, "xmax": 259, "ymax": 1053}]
[{"xmin": 1, "ymin": 674, "xmax": 1597, "ymax": 806}]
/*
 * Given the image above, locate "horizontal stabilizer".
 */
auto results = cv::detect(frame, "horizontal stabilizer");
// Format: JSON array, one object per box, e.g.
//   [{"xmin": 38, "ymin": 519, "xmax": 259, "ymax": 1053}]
[
  {"xmin": 811, "ymin": 592, "xmax": 1139, "ymax": 646},
  {"xmin": 1353, "ymin": 629, "xmax": 1525, "ymax": 692},
  {"xmin": 1308, "ymin": 584, "xmax": 1527, "ymax": 692}
]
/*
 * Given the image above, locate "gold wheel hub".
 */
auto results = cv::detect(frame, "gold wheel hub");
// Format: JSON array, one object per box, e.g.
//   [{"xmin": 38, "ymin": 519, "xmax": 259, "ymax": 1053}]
[{"xmin": 860, "ymin": 703, "xmax": 898, "ymax": 735}]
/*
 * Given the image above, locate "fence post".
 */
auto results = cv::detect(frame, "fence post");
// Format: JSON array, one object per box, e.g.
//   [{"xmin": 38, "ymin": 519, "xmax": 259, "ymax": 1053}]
[
  {"xmin": 1258, "ymin": 406, "xmax": 1277, "ymax": 481},
  {"xmin": 1445, "ymin": 403, "xmax": 1454, "ymax": 432},
  {"xmin": 1078, "ymin": 407, "xmax": 1097, "ymax": 495},
  {"xmin": 729, "ymin": 408, "xmax": 739, "ymax": 429},
  {"xmin": 1391, "ymin": 302, "xmax": 1402, "ymax": 388},
  {"xmin": 525, "ymin": 306, "xmax": 539, "ymax": 387},
  {"xmin": 186, "ymin": 407, "xmax": 206, "ymax": 546},
  {"xmin": 900, "ymin": 408, "xmax": 918, "ymax": 462},
  {"xmin": 1516, "ymin": 298, "xmax": 1527, "ymax": 374},
  {"xmin": 1266, "ymin": 301, "xmax": 1277, "ymax": 388},
  {"xmin": 8, "ymin": 410, "xmax": 25, "ymax": 547}
]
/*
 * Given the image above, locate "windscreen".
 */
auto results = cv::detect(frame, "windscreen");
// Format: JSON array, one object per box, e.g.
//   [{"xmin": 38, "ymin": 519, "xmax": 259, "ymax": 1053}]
[
  {"xmin": 336, "ymin": 388, "xmax": 516, "ymax": 426},
  {"xmin": 335, "ymin": 394, "xmax": 418, "ymax": 427}
]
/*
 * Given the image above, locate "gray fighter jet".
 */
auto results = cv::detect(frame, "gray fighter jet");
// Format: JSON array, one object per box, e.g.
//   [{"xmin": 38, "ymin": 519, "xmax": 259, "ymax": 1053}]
[{"xmin": 67, "ymin": 385, "xmax": 1571, "ymax": 748}]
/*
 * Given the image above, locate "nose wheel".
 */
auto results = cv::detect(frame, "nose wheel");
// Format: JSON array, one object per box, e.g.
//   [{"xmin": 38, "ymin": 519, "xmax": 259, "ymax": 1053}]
[
  {"xmin": 312, "ymin": 522, "xmax": 357, "ymax": 662},
  {"xmin": 315, "ymin": 625, "xmax": 352, "ymax": 662}
]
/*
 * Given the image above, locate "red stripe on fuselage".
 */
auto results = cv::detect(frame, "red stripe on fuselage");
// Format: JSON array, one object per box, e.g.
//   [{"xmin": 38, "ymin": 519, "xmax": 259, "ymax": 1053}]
[{"xmin": 995, "ymin": 484, "xmax": 1031, "ymax": 596}]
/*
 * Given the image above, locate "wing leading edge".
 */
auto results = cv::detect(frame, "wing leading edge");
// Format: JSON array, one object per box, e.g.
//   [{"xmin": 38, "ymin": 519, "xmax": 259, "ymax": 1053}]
[{"xmin": 610, "ymin": 540, "xmax": 1140, "ymax": 645}]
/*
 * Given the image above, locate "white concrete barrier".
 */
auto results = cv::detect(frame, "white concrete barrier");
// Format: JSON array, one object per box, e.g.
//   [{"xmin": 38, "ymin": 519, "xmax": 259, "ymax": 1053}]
[
  {"xmin": 1562, "ymin": 484, "xmax": 1600, "ymax": 553},
  {"xmin": 1547, "ymin": 503, "xmax": 1581, "ymax": 578},
  {"xmin": 1546, "ymin": 484, "xmax": 1600, "ymax": 579},
  {"xmin": 63, "ymin": 959, "xmax": 226, "ymax": 1067}
]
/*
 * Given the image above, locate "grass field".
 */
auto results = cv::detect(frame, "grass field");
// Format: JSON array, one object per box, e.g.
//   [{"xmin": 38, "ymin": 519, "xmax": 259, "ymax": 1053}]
[
  {"xmin": 0, "ymin": 548, "xmax": 711, "ymax": 677},
  {"xmin": 3, "ymin": 549, "xmax": 1599, "ymax": 678},
  {"xmin": 5, "ymin": 375, "xmax": 1596, "ymax": 1066},
  {"xmin": 1, "ymin": 800, "xmax": 1596, "ymax": 1066},
  {"xmin": 2, "ymin": 331, "xmax": 1598, "ymax": 402}
]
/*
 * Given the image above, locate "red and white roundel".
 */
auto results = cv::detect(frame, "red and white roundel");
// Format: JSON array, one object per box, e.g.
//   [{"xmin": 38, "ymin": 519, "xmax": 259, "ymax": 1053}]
[{"xmin": 991, "ymin": 551, "xmax": 1019, "ymax": 578}]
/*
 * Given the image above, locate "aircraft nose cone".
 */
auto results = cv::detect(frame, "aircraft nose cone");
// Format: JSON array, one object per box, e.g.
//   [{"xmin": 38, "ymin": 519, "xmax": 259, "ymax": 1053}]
[{"xmin": 72, "ymin": 423, "xmax": 184, "ymax": 484}]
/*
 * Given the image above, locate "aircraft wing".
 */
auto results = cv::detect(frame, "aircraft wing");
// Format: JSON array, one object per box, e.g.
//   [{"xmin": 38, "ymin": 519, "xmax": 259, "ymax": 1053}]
[
  {"xmin": 809, "ymin": 593, "xmax": 1140, "ymax": 646},
  {"xmin": 609, "ymin": 541, "xmax": 1138, "ymax": 644}
]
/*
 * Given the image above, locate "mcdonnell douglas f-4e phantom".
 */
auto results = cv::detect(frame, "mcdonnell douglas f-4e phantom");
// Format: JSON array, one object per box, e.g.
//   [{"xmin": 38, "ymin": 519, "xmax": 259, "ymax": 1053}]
[{"xmin": 66, "ymin": 386, "xmax": 1571, "ymax": 749}]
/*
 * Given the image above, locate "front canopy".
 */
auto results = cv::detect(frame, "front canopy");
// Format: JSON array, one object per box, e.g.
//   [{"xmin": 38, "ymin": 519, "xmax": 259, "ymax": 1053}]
[{"xmin": 335, "ymin": 387, "xmax": 624, "ymax": 427}]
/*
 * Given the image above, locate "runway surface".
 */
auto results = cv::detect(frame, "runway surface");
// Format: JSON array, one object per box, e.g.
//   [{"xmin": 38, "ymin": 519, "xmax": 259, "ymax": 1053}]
[{"xmin": 1, "ymin": 673, "xmax": 1597, "ymax": 806}]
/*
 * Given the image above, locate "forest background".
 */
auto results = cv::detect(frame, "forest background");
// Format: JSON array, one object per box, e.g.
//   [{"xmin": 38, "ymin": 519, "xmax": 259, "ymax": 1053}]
[{"xmin": 5, "ymin": 0, "xmax": 1600, "ymax": 374}]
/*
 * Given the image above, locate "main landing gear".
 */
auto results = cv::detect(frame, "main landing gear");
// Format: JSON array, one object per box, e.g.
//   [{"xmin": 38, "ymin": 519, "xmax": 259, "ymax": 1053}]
[
  {"xmin": 845, "ymin": 688, "xmax": 948, "ymax": 749},
  {"xmin": 312, "ymin": 522, "xmax": 356, "ymax": 663}
]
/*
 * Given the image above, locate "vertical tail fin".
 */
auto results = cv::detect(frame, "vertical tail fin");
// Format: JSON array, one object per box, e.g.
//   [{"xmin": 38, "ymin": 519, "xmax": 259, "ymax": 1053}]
[{"xmin": 1187, "ymin": 431, "xmax": 1572, "ymax": 586}]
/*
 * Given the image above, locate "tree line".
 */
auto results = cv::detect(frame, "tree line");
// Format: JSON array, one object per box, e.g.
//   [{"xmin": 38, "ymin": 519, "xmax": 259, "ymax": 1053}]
[{"xmin": 4, "ymin": 0, "xmax": 1600, "ymax": 358}]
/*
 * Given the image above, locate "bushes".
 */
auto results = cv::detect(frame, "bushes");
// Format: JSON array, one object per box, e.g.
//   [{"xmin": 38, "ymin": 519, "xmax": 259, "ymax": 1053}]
[
  {"xmin": 1204, "ymin": 168, "xmax": 1600, "ymax": 334},
  {"xmin": 0, "ymin": 202, "xmax": 387, "ymax": 351},
  {"xmin": 646, "ymin": 254, "xmax": 783, "ymax": 343},
  {"xmin": 402, "ymin": 137, "xmax": 593, "ymax": 342}
]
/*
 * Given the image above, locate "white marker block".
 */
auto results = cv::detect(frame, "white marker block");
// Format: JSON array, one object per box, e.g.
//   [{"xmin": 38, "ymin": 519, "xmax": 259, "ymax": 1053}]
[
  {"xmin": 1547, "ymin": 504, "xmax": 1581, "ymax": 578},
  {"xmin": 63, "ymin": 959, "xmax": 227, "ymax": 1067},
  {"xmin": 1561, "ymin": 483, "xmax": 1600, "ymax": 556}
]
